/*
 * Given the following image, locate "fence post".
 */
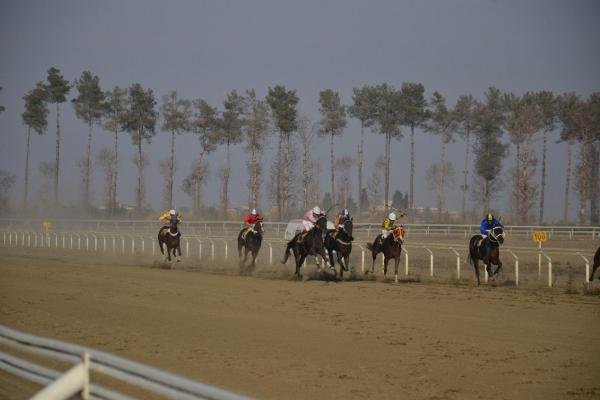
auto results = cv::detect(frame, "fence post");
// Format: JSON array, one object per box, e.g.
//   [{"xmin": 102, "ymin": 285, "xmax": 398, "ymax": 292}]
[
  {"xmin": 424, "ymin": 247, "xmax": 434, "ymax": 276},
  {"xmin": 196, "ymin": 238, "xmax": 202, "ymax": 259},
  {"xmin": 151, "ymin": 238, "xmax": 156, "ymax": 256},
  {"xmin": 223, "ymin": 240, "xmax": 228, "ymax": 260},
  {"xmin": 403, "ymin": 248, "xmax": 409, "ymax": 276},
  {"xmin": 507, "ymin": 249, "xmax": 519, "ymax": 286},
  {"xmin": 576, "ymin": 252, "xmax": 590, "ymax": 286},
  {"xmin": 185, "ymin": 239, "xmax": 189, "ymax": 257},
  {"xmin": 541, "ymin": 251, "xmax": 552, "ymax": 287},
  {"xmin": 210, "ymin": 239, "xmax": 215, "ymax": 261},
  {"xmin": 450, "ymin": 248, "xmax": 460, "ymax": 280},
  {"xmin": 268, "ymin": 242, "xmax": 273, "ymax": 265}
]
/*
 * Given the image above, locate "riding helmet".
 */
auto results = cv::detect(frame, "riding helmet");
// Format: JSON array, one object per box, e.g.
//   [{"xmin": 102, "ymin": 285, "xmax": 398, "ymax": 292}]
[
  {"xmin": 169, "ymin": 209, "xmax": 176, "ymax": 215},
  {"xmin": 312, "ymin": 206, "xmax": 322, "ymax": 215},
  {"xmin": 389, "ymin": 212, "xmax": 396, "ymax": 221},
  {"xmin": 251, "ymin": 209, "xmax": 257, "ymax": 215},
  {"xmin": 487, "ymin": 213, "xmax": 493, "ymax": 221}
]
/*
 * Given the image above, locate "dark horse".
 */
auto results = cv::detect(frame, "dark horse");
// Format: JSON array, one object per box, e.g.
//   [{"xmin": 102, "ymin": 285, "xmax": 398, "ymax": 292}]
[
  {"xmin": 366, "ymin": 226, "xmax": 405, "ymax": 282},
  {"xmin": 237, "ymin": 219, "xmax": 264, "ymax": 271},
  {"xmin": 590, "ymin": 246, "xmax": 600, "ymax": 281},
  {"xmin": 281, "ymin": 216, "xmax": 329, "ymax": 278},
  {"xmin": 468, "ymin": 226, "xmax": 505, "ymax": 285},
  {"xmin": 158, "ymin": 225, "xmax": 182, "ymax": 262},
  {"xmin": 324, "ymin": 219, "xmax": 354, "ymax": 278}
]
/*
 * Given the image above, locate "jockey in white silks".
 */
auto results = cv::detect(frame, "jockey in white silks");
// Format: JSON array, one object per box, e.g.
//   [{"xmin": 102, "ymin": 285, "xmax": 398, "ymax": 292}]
[{"xmin": 302, "ymin": 206, "xmax": 326, "ymax": 232}]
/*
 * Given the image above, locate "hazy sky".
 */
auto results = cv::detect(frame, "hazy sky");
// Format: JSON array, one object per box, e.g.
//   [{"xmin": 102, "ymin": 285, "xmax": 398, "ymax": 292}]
[{"xmin": 1, "ymin": 0, "xmax": 599, "ymax": 221}]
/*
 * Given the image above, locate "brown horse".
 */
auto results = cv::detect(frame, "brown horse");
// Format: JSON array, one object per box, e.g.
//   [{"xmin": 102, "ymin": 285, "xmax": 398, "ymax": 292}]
[
  {"xmin": 237, "ymin": 220, "xmax": 264, "ymax": 272},
  {"xmin": 158, "ymin": 225, "xmax": 181, "ymax": 262},
  {"xmin": 366, "ymin": 226, "xmax": 405, "ymax": 282},
  {"xmin": 281, "ymin": 216, "xmax": 329, "ymax": 279}
]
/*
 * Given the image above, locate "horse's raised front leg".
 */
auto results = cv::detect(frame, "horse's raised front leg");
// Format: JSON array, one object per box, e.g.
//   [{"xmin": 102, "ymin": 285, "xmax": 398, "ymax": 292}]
[
  {"xmin": 493, "ymin": 259, "xmax": 502, "ymax": 277},
  {"xmin": 484, "ymin": 258, "xmax": 493, "ymax": 281}
]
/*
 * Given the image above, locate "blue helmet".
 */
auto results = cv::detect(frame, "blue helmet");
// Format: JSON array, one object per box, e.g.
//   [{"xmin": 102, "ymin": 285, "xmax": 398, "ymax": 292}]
[{"xmin": 341, "ymin": 208, "xmax": 350, "ymax": 217}]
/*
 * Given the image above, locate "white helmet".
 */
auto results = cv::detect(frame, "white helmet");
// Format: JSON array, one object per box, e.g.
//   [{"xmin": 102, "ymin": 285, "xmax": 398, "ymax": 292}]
[
  {"xmin": 169, "ymin": 209, "xmax": 176, "ymax": 215},
  {"xmin": 251, "ymin": 209, "xmax": 257, "ymax": 215},
  {"xmin": 389, "ymin": 212, "xmax": 396, "ymax": 221},
  {"xmin": 312, "ymin": 206, "xmax": 321, "ymax": 215}
]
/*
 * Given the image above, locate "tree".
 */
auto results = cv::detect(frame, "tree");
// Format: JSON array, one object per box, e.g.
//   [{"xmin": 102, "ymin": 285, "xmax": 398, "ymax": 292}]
[
  {"xmin": 348, "ymin": 85, "xmax": 377, "ymax": 212},
  {"xmin": 96, "ymin": 148, "xmax": 116, "ymax": 211},
  {"xmin": 160, "ymin": 90, "xmax": 192, "ymax": 209},
  {"xmin": 0, "ymin": 170, "xmax": 16, "ymax": 215},
  {"xmin": 399, "ymin": 82, "xmax": 428, "ymax": 210},
  {"xmin": 557, "ymin": 93, "xmax": 580, "ymax": 222},
  {"xmin": 37, "ymin": 161, "xmax": 55, "ymax": 206},
  {"xmin": 21, "ymin": 82, "xmax": 48, "ymax": 208},
  {"xmin": 372, "ymin": 84, "xmax": 403, "ymax": 211},
  {"xmin": 391, "ymin": 190, "xmax": 408, "ymax": 210},
  {"xmin": 44, "ymin": 67, "xmax": 71, "ymax": 207},
  {"xmin": 0, "ymin": 87, "xmax": 5, "ymax": 114},
  {"xmin": 504, "ymin": 92, "xmax": 541, "ymax": 223},
  {"xmin": 453, "ymin": 94, "xmax": 477, "ymax": 221},
  {"xmin": 242, "ymin": 89, "xmax": 270, "ymax": 210},
  {"xmin": 472, "ymin": 87, "xmax": 508, "ymax": 213},
  {"xmin": 122, "ymin": 83, "xmax": 157, "ymax": 212},
  {"xmin": 188, "ymin": 99, "xmax": 219, "ymax": 214},
  {"xmin": 103, "ymin": 86, "xmax": 127, "ymax": 214},
  {"xmin": 367, "ymin": 156, "xmax": 386, "ymax": 212},
  {"xmin": 318, "ymin": 89, "xmax": 347, "ymax": 204},
  {"xmin": 297, "ymin": 114, "xmax": 317, "ymax": 209},
  {"xmin": 216, "ymin": 90, "xmax": 244, "ymax": 216},
  {"xmin": 535, "ymin": 91, "xmax": 557, "ymax": 224},
  {"xmin": 72, "ymin": 71, "xmax": 106, "ymax": 210},
  {"xmin": 426, "ymin": 161, "xmax": 456, "ymax": 220},
  {"xmin": 266, "ymin": 85, "xmax": 299, "ymax": 219},
  {"xmin": 322, "ymin": 192, "xmax": 333, "ymax": 211},
  {"xmin": 335, "ymin": 156, "xmax": 354, "ymax": 209},
  {"xmin": 424, "ymin": 91, "xmax": 456, "ymax": 219}
]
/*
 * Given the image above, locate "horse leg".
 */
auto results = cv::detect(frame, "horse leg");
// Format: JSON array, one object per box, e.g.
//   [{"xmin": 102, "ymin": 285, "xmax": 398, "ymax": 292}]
[
  {"xmin": 493, "ymin": 259, "xmax": 503, "ymax": 277},
  {"xmin": 166, "ymin": 245, "xmax": 172, "ymax": 262},
  {"xmin": 296, "ymin": 254, "xmax": 306, "ymax": 279},
  {"xmin": 383, "ymin": 256, "xmax": 389, "ymax": 278},
  {"xmin": 251, "ymin": 249, "xmax": 258, "ymax": 268},
  {"xmin": 484, "ymin": 258, "xmax": 494, "ymax": 281},
  {"xmin": 158, "ymin": 239, "xmax": 165, "ymax": 255},
  {"xmin": 473, "ymin": 258, "xmax": 481, "ymax": 285},
  {"xmin": 328, "ymin": 248, "xmax": 337, "ymax": 276},
  {"xmin": 394, "ymin": 256, "xmax": 400, "ymax": 283}
]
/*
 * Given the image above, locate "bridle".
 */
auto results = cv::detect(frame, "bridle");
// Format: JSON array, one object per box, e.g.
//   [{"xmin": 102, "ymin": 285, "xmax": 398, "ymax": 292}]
[{"xmin": 488, "ymin": 226, "xmax": 504, "ymax": 244}]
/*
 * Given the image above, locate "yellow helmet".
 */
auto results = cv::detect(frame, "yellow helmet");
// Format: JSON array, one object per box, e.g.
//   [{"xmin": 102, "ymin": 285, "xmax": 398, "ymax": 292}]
[{"xmin": 487, "ymin": 213, "xmax": 493, "ymax": 221}]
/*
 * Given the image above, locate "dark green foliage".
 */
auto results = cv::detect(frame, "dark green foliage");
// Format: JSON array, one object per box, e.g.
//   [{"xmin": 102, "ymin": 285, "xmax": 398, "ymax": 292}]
[
  {"xmin": 266, "ymin": 85, "xmax": 299, "ymax": 134},
  {"xmin": 424, "ymin": 91, "xmax": 456, "ymax": 144},
  {"xmin": 399, "ymin": 82, "xmax": 428, "ymax": 129},
  {"xmin": 372, "ymin": 83, "xmax": 402, "ymax": 137},
  {"xmin": 122, "ymin": 83, "xmax": 157, "ymax": 144},
  {"xmin": 192, "ymin": 99, "xmax": 219, "ymax": 155},
  {"xmin": 45, "ymin": 67, "xmax": 71, "ymax": 104},
  {"xmin": 218, "ymin": 90, "xmax": 245, "ymax": 146},
  {"xmin": 161, "ymin": 90, "xmax": 192, "ymax": 134},
  {"xmin": 22, "ymin": 83, "xmax": 49, "ymax": 134},
  {"xmin": 318, "ymin": 89, "xmax": 347, "ymax": 137},
  {"xmin": 103, "ymin": 86, "xmax": 128, "ymax": 132},
  {"xmin": 0, "ymin": 169, "xmax": 16, "ymax": 215},
  {"xmin": 72, "ymin": 71, "xmax": 106, "ymax": 125},
  {"xmin": 348, "ymin": 85, "xmax": 377, "ymax": 127}
]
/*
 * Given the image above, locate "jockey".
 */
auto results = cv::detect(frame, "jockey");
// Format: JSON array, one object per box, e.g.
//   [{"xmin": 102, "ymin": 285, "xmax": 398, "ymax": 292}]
[
  {"xmin": 159, "ymin": 209, "xmax": 182, "ymax": 235},
  {"xmin": 242, "ymin": 209, "xmax": 263, "ymax": 238},
  {"xmin": 381, "ymin": 210, "xmax": 406, "ymax": 242},
  {"xmin": 302, "ymin": 205, "xmax": 326, "ymax": 232},
  {"xmin": 480, "ymin": 213, "xmax": 503, "ymax": 237},
  {"xmin": 333, "ymin": 208, "xmax": 351, "ymax": 230}
]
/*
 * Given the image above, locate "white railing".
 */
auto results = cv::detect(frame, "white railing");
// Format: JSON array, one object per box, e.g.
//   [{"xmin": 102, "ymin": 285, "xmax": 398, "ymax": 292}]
[
  {"xmin": 1, "ymin": 228, "xmax": 596, "ymax": 288},
  {"xmin": 0, "ymin": 325, "xmax": 249, "ymax": 400}
]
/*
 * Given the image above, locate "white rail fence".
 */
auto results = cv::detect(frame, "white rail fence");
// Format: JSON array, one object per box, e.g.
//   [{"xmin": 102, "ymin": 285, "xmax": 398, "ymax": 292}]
[
  {"xmin": 0, "ymin": 219, "xmax": 598, "ymax": 240},
  {"xmin": 0, "ymin": 325, "xmax": 249, "ymax": 400},
  {"xmin": 1, "ymin": 228, "xmax": 596, "ymax": 288}
]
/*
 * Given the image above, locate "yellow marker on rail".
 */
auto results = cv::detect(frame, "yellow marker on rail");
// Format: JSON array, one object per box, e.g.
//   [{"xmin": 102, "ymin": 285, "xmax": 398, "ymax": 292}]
[
  {"xmin": 532, "ymin": 230, "xmax": 548, "ymax": 243},
  {"xmin": 42, "ymin": 220, "xmax": 52, "ymax": 232}
]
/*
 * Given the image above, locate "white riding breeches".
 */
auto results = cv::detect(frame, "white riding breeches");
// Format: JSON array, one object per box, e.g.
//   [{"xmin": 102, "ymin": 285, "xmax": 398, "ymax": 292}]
[
  {"xmin": 382, "ymin": 229, "xmax": 391, "ymax": 239},
  {"xmin": 303, "ymin": 220, "xmax": 314, "ymax": 231}
]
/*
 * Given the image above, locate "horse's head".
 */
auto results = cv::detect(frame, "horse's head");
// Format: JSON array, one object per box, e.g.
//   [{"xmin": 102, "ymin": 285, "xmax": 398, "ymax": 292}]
[
  {"xmin": 255, "ymin": 220, "xmax": 264, "ymax": 235},
  {"xmin": 393, "ymin": 226, "xmax": 406, "ymax": 242},
  {"xmin": 342, "ymin": 219, "xmax": 353, "ymax": 237},
  {"xmin": 315, "ymin": 215, "xmax": 328, "ymax": 231},
  {"xmin": 489, "ymin": 226, "xmax": 504, "ymax": 244}
]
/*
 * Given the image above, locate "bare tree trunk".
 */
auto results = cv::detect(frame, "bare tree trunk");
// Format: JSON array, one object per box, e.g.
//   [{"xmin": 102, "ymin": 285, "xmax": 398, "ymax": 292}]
[
  {"xmin": 330, "ymin": 132, "xmax": 335, "ymax": 205},
  {"xmin": 168, "ymin": 130, "xmax": 175, "ymax": 209},
  {"xmin": 409, "ymin": 125, "xmax": 415, "ymax": 210},
  {"xmin": 23, "ymin": 127, "xmax": 31, "ymax": 209},
  {"xmin": 83, "ymin": 120, "xmax": 93, "ymax": 210},
  {"xmin": 563, "ymin": 143, "xmax": 572, "ymax": 222},
  {"xmin": 282, "ymin": 133, "xmax": 290, "ymax": 218},
  {"xmin": 538, "ymin": 130, "xmax": 548, "ymax": 224},
  {"xmin": 222, "ymin": 141, "xmax": 231, "ymax": 217},
  {"xmin": 276, "ymin": 132, "xmax": 283, "ymax": 220},
  {"xmin": 483, "ymin": 180, "xmax": 490, "ymax": 215},
  {"xmin": 249, "ymin": 144, "xmax": 259, "ymax": 209},
  {"xmin": 357, "ymin": 123, "xmax": 364, "ymax": 212},
  {"xmin": 54, "ymin": 103, "xmax": 60, "ymax": 207},
  {"xmin": 514, "ymin": 141, "xmax": 520, "ymax": 220},
  {"xmin": 384, "ymin": 132, "xmax": 391, "ymax": 211},
  {"xmin": 136, "ymin": 134, "xmax": 143, "ymax": 212},
  {"xmin": 112, "ymin": 129, "xmax": 118, "ymax": 215},
  {"xmin": 437, "ymin": 141, "xmax": 446, "ymax": 220},
  {"xmin": 590, "ymin": 142, "xmax": 600, "ymax": 224},
  {"xmin": 460, "ymin": 130, "xmax": 470, "ymax": 221},
  {"xmin": 302, "ymin": 134, "xmax": 309, "ymax": 210}
]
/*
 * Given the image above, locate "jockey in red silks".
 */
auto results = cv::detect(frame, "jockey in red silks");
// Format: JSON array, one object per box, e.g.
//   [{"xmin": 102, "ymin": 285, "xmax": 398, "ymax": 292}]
[{"xmin": 242, "ymin": 209, "xmax": 263, "ymax": 238}]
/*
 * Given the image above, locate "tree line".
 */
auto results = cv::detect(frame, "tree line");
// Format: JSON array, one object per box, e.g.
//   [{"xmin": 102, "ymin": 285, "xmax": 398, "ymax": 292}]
[{"xmin": 3, "ymin": 67, "xmax": 600, "ymax": 224}]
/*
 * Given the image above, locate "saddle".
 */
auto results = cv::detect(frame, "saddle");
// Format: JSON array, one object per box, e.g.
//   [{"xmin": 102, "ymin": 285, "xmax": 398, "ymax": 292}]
[
  {"xmin": 298, "ymin": 229, "xmax": 311, "ymax": 243},
  {"xmin": 161, "ymin": 226, "xmax": 180, "ymax": 237}
]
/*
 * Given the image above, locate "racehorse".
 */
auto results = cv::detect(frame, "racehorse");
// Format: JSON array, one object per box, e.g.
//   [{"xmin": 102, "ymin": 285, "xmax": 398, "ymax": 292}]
[
  {"xmin": 281, "ymin": 215, "xmax": 329, "ymax": 279},
  {"xmin": 468, "ymin": 226, "xmax": 505, "ymax": 285},
  {"xmin": 324, "ymin": 219, "xmax": 354, "ymax": 278},
  {"xmin": 158, "ymin": 225, "xmax": 182, "ymax": 262},
  {"xmin": 590, "ymin": 246, "xmax": 600, "ymax": 281},
  {"xmin": 237, "ymin": 219, "xmax": 264, "ymax": 271},
  {"xmin": 365, "ymin": 226, "xmax": 405, "ymax": 281}
]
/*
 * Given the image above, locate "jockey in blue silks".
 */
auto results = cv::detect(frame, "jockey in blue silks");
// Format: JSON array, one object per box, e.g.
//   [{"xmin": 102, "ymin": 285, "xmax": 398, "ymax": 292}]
[{"xmin": 480, "ymin": 213, "xmax": 503, "ymax": 237}]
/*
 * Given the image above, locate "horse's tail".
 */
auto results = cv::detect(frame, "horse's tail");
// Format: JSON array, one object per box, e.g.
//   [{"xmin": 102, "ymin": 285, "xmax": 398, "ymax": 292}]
[
  {"xmin": 467, "ymin": 236, "xmax": 477, "ymax": 265},
  {"xmin": 366, "ymin": 242, "xmax": 373, "ymax": 252},
  {"xmin": 281, "ymin": 240, "xmax": 294, "ymax": 264}
]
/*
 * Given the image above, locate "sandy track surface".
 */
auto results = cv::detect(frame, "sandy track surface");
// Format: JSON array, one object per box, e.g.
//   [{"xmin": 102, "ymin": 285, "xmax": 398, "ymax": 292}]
[{"xmin": 1, "ymin": 253, "xmax": 599, "ymax": 399}]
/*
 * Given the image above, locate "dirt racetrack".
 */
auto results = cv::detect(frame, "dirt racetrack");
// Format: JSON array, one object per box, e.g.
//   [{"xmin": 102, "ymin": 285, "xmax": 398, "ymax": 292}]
[{"xmin": 1, "ymin": 251, "xmax": 600, "ymax": 399}]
